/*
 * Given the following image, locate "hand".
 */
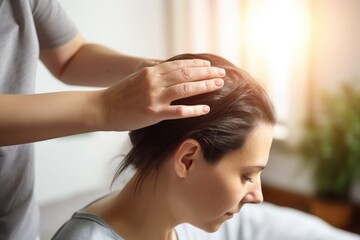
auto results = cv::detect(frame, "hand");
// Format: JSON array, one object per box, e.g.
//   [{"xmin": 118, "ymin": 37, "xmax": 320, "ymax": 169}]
[{"xmin": 98, "ymin": 59, "xmax": 225, "ymax": 131}]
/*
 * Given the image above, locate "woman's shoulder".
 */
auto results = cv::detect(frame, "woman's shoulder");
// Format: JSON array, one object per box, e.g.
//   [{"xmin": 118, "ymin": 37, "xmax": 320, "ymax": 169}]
[{"xmin": 51, "ymin": 211, "xmax": 124, "ymax": 240}]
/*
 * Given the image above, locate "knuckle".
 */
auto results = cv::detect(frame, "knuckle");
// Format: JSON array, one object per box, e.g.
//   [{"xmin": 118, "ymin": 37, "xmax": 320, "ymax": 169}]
[
  {"xmin": 146, "ymin": 106, "xmax": 157, "ymax": 116},
  {"xmin": 205, "ymin": 80, "xmax": 214, "ymax": 90},
  {"xmin": 141, "ymin": 66, "xmax": 152, "ymax": 74},
  {"xmin": 206, "ymin": 67, "xmax": 214, "ymax": 76},
  {"xmin": 193, "ymin": 106, "xmax": 202, "ymax": 116},
  {"xmin": 139, "ymin": 67, "xmax": 152, "ymax": 79},
  {"xmin": 180, "ymin": 83, "xmax": 192, "ymax": 97},
  {"xmin": 181, "ymin": 68, "xmax": 192, "ymax": 80},
  {"xmin": 174, "ymin": 106, "xmax": 186, "ymax": 117},
  {"xmin": 172, "ymin": 60, "xmax": 183, "ymax": 68},
  {"xmin": 139, "ymin": 67, "xmax": 156, "ymax": 88},
  {"xmin": 144, "ymin": 97, "xmax": 161, "ymax": 116}
]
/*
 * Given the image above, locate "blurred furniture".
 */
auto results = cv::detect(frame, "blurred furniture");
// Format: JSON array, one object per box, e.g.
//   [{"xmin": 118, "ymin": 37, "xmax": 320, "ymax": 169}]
[{"xmin": 262, "ymin": 184, "xmax": 360, "ymax": 234}]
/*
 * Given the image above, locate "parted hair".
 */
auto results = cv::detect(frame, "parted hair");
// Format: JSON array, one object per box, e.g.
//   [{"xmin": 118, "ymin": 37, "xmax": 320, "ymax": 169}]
[{"xmin": 113, "ymin": 53, "xmax": 276, "ymax": 187}]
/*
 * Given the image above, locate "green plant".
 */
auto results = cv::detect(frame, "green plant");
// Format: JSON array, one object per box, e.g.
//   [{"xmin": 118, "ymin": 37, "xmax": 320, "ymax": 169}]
[{"xmin": 299, "ymin": 81, "xmax": 360, "ymax": 201}]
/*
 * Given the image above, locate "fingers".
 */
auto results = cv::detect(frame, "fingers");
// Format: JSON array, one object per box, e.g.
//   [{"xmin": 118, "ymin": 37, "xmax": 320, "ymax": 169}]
[
  {"xmin": 159, "ymin": 105, "xmax": 211, "ymax": 119},
  {"xmin": 154, "ymin": 78, "xmax": 223, "ymax": 120},
  {"xmin": 156, "ymin": 59, "xmax": 211, "ymax": 74},
  {"xmin": 162, "ymin": 78, "xmax": 224, "ymax": 102},
  {"xmin": 155, "ymin": 59, "xmax": 226, "ymax": 86},
  {"xmin": 161, "ymin": 65, "xmax": 226, "ymax": 86}
]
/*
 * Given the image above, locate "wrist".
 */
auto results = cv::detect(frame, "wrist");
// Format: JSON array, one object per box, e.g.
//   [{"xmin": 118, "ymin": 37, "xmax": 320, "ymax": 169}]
[
  {"xmin": 137, "ymin": 58, "xmax": 162, "ymax": 70},
  {"xmin": 83, "ymin": 90, "xmax": 108, "ymax": 132}
]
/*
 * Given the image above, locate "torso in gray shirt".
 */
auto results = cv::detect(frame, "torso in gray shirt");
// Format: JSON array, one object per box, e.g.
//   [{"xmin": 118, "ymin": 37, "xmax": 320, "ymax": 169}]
[{"xmin": 0, "ymin": 0, "xmax": 77, "ymax": 239}]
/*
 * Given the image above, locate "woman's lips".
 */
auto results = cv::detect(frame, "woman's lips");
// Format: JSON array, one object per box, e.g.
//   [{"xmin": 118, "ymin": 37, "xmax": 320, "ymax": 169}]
[{"xmin": 225, "ymin": 212, "xmax": 234, "ymax": 218}]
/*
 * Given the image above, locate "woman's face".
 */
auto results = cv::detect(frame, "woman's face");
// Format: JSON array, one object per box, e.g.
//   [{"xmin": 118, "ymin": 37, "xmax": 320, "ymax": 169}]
[{"xmin": 173, "ymin": 123, "xmax": 273, "ymax": 232}]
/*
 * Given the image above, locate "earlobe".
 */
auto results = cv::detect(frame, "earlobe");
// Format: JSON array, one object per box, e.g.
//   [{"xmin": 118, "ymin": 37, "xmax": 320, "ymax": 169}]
[{"xmin": 173, "ymin": 139, "xmax": 201, "ymax": 178}]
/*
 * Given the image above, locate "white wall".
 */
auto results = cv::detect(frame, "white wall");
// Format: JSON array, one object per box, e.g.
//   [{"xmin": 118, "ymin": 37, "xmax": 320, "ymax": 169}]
[
  {"xmin": 35, "ymin": 0, "xmax": 167, "ymax": 205},
  {"xmin": 312, "ymin": 0, "xmax": 360, "ymax": 91}
]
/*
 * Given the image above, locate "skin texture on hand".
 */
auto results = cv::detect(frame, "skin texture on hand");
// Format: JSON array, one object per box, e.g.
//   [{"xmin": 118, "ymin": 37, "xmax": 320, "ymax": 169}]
[{"xmin": 99, "ymin": 59, "xmax": 225, "ymax": 131}]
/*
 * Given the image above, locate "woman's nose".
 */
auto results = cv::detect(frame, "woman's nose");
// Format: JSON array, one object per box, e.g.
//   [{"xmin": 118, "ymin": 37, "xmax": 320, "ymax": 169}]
[{"xmin": 241, "ymin": 181, "xmax": 264, "ymax": 204}]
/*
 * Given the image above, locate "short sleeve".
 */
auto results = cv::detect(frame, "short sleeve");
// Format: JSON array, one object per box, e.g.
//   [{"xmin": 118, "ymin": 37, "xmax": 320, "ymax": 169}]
[{"xmin": 30, "ymin": 0, "xmax": 78, "ymax": 48}]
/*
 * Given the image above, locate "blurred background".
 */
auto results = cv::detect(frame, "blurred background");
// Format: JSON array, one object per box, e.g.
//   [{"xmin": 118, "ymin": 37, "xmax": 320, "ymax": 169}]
[{"xmin": 35, "ymin": 0, "xmax": 360, "ymax": 238}]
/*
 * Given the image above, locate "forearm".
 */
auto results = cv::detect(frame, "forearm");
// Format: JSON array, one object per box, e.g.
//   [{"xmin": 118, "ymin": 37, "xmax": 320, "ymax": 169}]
[
  {"xmin": 59, "ymin": 43, "xmax": 160, "ymax": 87},
  {"xmin": 0, "ymin": 92, "xmax": 103, "ymax": 146}
]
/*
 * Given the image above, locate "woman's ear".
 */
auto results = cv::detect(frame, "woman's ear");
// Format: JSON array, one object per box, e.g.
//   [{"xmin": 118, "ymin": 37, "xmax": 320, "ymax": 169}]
[{"xmin": 173, "ymin": 139, "xmax": 202, "ymax": 178}]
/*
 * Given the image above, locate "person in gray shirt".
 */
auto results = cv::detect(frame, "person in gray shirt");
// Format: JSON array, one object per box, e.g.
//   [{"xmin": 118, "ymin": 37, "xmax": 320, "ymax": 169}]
[{"xmin": 0, "ymin": 1, "xmax": 226, "ymax": 239}]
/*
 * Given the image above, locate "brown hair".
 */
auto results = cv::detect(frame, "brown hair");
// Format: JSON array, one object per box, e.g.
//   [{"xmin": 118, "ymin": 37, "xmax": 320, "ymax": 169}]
[{"xmin": 113, "ymin": 53, "xmax": 276, "ymax": 188}]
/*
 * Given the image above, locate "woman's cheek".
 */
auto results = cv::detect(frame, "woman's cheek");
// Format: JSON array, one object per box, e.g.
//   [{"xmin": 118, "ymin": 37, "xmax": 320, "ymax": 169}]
[{"xmin": 217, "ymin": 175, "xmax": 245, "ymax": 210}]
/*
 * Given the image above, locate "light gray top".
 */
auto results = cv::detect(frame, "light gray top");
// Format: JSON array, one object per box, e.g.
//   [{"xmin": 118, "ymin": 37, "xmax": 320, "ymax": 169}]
[
  {"xmin": 52, "ymin": 202, "xmax": 360, "ymax": 240},
  {"xmin": 0, "ymin": 0, "xmax": 77, "ymax": 239}
]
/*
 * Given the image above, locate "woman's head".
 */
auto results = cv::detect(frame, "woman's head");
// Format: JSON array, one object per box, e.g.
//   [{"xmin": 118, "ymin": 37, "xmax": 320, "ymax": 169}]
[
  {"xmin": 113, "ymin": 53, "xmax": 276, "ymax": 232},
  {"xmin": 114, "ymin": 53, "xmax": 276, "ymax": 185}
]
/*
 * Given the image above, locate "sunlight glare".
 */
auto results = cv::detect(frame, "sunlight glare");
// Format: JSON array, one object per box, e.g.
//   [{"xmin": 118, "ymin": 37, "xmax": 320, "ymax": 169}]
[{"xmin": 244, "ymin": 0, "xmax": 310, "ymax": 122}]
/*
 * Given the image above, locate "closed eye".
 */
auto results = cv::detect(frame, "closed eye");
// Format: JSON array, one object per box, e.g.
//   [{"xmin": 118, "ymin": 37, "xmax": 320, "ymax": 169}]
[
  {"xmin": 242, "ymin": 176, "xmax": 254, "ymax": 183},
  {"xmin": 241, "ymin": 165, "xmax": 266, "ymax": 184}
]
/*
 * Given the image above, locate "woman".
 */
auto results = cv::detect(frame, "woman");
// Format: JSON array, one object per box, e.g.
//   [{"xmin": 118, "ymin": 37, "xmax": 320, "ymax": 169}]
[{"xmin": 52, "ymin": 53, "xmax": 276, "ymax": 240}]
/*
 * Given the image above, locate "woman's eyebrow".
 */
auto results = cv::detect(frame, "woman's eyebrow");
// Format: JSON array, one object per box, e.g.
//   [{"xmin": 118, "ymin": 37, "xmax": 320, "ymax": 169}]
[{"xmin": 242, "ymin": 165, "xmax": 266, "ymax": 172}]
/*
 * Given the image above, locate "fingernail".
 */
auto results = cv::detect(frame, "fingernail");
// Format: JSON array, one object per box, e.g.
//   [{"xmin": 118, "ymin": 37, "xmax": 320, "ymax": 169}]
[
  {"xmin": 214, "ymin": 78, "xmax": 224, "ymax": 87},
  {"xmin": 202, "ymin": 105, "xmax": 210, "ymax": 113},
  {"xmin": 217, "ymin": 68, "xmax": 226, "ymax": 75},
  {"xmin": 203, "ymin": 60, "xmax": 211, "ymax": 66}
]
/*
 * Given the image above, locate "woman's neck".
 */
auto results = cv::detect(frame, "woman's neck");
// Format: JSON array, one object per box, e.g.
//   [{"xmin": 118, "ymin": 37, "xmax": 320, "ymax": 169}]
[{"xmin": 89, "ymin": 172, "xmax": 179, "ymax": 240}]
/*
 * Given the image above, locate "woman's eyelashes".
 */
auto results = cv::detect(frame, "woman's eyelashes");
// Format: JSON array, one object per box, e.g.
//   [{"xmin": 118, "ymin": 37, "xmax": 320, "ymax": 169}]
[
  {"xmin": 242, "ymin": 175, "xmax": 254, "ymax": 183},
  {"xmin": 241, "ymin": 168, "xmax": 264, "ymax": 184}
]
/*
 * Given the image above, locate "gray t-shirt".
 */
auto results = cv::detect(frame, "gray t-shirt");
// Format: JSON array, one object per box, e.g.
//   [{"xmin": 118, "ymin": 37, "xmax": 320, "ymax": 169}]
[
  {"xmin": 52, "ymin": 202, "xmax": 360, "ymax": 240},
  {"xmin": 0, "ymin": 0, "xmax": 77, "ymax": 239}
]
